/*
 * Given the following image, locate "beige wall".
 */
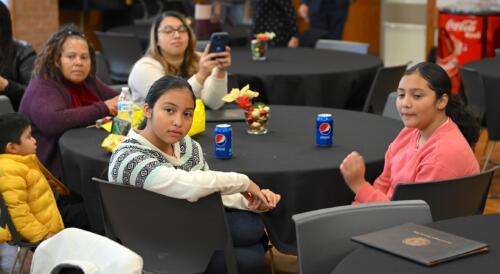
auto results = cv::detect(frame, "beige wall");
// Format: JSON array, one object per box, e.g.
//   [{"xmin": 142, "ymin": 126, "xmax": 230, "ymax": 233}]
[{"xmin": 9, "ymin": 0, "xmax": 59, "ymax": 52}]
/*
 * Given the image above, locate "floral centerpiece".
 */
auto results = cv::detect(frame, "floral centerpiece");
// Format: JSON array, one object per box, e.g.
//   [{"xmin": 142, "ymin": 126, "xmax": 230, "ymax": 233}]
[
  {"xmin": 251, "ymin": 32, "xmax": 275, "ymax": 61},
  {"xmin": 222, "ymin": 85, "xmax": 270, "ymax": 134}
]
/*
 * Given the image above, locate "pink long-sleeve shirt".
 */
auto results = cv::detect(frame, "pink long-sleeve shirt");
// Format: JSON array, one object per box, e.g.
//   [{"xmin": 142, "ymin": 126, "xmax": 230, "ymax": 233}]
[{"xmin": 355, "ymin": 118, "xmax": 479, "ymax": 204}]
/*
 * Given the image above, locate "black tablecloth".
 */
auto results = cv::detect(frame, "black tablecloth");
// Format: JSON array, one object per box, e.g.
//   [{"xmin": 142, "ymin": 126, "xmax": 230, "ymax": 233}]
[
  {"xmin": 464, "ymin": 57, "xmax": 500, "ymax": 140},
  {"xmin": 229, "ymin": 48, "xmax": 382, "ymax": 110},
  {"xmin": 58, "ymin": 106, "xmax": 402, "ymax": 254},
  {"xmin": 332, "ymin": 213, "xmax": 500, "ymax": 274}
]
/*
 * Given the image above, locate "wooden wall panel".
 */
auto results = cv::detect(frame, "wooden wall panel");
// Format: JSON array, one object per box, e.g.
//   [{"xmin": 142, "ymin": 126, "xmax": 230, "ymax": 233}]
[
  {"xmin": 343, "ymin": 0, "xmax": 381, "ymax": 55},
  {"xmin": 9, "ymin": 0, "xmax": 59, "ymax": 52}
]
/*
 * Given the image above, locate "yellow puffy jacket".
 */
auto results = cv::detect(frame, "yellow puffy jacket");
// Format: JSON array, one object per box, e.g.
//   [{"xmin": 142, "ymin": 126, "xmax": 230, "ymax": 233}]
[{"xmin": 0, "ymin": 154, "xmax": 69, "ymax": 243}]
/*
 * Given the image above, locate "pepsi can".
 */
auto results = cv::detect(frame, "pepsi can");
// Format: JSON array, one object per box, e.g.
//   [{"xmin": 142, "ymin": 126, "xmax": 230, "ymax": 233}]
[
  {"xmin": 316, "ymin": 114, "xmax": 333, "ymax": 146},
  {"xmin": 214, "ymin": 124, "xmax": 232, "ymax": 159}
]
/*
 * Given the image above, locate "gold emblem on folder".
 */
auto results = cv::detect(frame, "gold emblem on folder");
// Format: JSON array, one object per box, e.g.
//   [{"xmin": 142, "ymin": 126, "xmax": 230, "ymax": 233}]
[{"xmin": 403, "ymin": 237, "xmax": 431, "ymax": 247}]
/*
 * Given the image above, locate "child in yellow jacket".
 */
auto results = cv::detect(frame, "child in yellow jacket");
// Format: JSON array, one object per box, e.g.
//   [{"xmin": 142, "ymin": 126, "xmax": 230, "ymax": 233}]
[{"xmin": 0, "ymin": 113, "xmax": 86, "ymax": 243}]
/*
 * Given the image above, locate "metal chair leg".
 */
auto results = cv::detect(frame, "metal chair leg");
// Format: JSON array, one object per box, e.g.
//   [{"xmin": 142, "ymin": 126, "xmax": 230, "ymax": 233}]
[
  {"xmin": 18, "ymin": 247, "xmax": 30, "ymax": 274},
  {"xmin": 9, "ymin": 246, "xmax": 21, "ymax": 274},
  {"xmin": 268, "ymin": 247, "xmax": 276, "ymax": 274},
  {"xmin": 483, "ymin": 141, "xmax": 496, "ymax": 171}
]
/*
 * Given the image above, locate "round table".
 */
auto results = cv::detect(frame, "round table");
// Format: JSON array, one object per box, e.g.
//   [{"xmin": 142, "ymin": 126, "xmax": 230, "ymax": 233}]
[
  {"xmin": 229, "ymin": 48, "xmax": 382, "ymax": 110},
  {"xmin": 332, "ymin": 213, "xmax": 500, "ymax": 274},
  {"xmin": 58, "ymin": 105, "xmax": 402, "ymax": 254},
  {"xmin": 464, "ymin": 57, "xmax": 500, "ymax": 139}
]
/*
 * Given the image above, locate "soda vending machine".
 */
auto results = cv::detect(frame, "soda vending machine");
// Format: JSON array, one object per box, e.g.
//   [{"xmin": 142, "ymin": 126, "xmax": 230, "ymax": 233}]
[{"xmin": 437, "ymin": 4, "xmax": 500, "ymax": 92}]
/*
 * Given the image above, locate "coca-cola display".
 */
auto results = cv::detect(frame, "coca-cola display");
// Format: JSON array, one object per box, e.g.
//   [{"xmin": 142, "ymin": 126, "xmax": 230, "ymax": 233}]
[{"xmin": 437, "ymin": 0, "xmax": 500, "ymax": 92}]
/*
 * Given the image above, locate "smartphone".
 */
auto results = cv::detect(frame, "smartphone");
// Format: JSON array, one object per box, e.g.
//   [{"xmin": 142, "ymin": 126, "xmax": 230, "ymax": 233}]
[{"xmin": 209, "ymin": 32, "xmax": 230, "ymax": 54}]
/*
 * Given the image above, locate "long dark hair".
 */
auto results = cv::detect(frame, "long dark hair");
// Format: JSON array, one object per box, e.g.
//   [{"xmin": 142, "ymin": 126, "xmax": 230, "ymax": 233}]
[
  {"xmin": 404, "ymin": 62, "xmax": 480, "ymax": 146},
  {"xmin": 146, "ymin": 11, "xmax": 198, "ymax": 78},
  {"xmin": 32, "ymin": 24, "xmax": 97, "ymax": 82},
  {"xmin": 138, "ymin": 75, "xmax": 196, "ymax": 129},
  {"xmin": 0, "ymin": 2, "xmax": 16, "ymax": 76}
]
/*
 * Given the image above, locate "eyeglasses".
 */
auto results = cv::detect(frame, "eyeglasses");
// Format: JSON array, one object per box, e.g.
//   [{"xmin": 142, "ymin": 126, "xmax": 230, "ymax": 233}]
[{"xmin": 158, "ymin": 26, "xmax": 189, "ymax": 36}]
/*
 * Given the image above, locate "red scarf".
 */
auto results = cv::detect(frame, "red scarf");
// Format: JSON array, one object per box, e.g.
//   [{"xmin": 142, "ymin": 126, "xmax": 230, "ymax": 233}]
[{"xmin": 63, "ymin": 79, "xmax": 99, "ymax": 108}]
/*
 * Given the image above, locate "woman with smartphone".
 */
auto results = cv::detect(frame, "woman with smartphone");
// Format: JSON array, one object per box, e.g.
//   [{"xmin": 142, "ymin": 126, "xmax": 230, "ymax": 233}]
[{"xmin": 128, "ymin": 11, "xmax": 230, "ymax": 110}]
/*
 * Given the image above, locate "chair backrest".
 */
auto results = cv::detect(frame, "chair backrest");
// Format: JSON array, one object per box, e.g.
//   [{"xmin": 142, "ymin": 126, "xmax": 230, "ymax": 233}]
[
  {"xmin": 362, "ymin": 64, "xmax": 407, "ymax": 114},
  {"xmin": 196, "ymin": 40, "xmax": 209, "ymax": 51},
  {"xmin": 94, "ymin": 178, "xmax": 238, "ymax": 274},
  {"xmin": 94, "ymin": 31, "xmax": 144, "ymax": 83},
  {"xmin": 0, "ymin": 95, "xmax": 15, "ymax": 114},
  {"xmin": 458, "ymin": 66, "xmax": 486, "ymax": 121},
  {"xmin": 95, "ymin": 51, "xmax": 113, "ymax": 85},
  {"xmin": 314, "ymin": 39, "xmax": 369, "ymax": 54},
  {"xmin": 382, "ymin": 92, "xmax": 401, "ymax": 120},
  {"xmin": 292, "ymin": 200, "xmax": 432, "ymax": 274},
  {"xmin": 0, "ymin": 194, "xmax": 40, "ymax": 247},
  {"xmin": 392, "ymin": 166, "xmax": 499, "ymax": 222}
]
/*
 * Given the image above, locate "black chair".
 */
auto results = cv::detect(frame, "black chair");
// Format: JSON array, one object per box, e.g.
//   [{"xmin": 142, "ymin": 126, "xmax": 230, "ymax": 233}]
[
  {"xmin": 94, "ymin": 31, "xmax": 144, "ymax": 84},
  {"xmin": 459, "ymin": 67, "xmax": 486, "ymax": 122},
  {"xmin": 0, "ymin": 195, "xmax": 41, "ymax": 274},
  {"xmin": 0, "ymin": 95, "xmax": 15, "ymax": 114},
  {"xmin": 458, "ymin": 66, "xmax": 497, "ymax": 170},
  {"xmin": 362, "ymin": 64, "xmax": 407, "ymax": 115},
  {"xmin": 95, "ymin": 51, "xmax": 112, "ymax": 85},
  {"xmin": 391, "ymin": 166, "xmax": 499, "ymax": 221},
  {"xmin": 93, "ymin": 178, "xmax": 238, "ymax": 274}
]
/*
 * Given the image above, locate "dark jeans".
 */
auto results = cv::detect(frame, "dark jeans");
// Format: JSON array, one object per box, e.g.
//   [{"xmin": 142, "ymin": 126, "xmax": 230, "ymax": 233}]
[
  {"xmin": 57, "ymin": 192, "xmax": 91, "ymax": 231},
  {"xmin": 310, "ymin": 0, "xmax": 350, "ymax": 40},
  {"xmin": 204, "ymin": 208, "xmax": 266, "ymax": 274}
]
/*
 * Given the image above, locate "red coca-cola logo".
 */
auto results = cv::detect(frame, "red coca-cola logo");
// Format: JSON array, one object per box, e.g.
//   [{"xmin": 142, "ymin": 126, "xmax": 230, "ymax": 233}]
[{"xmin": 445, "ymin": 19, "xmax": 478, "ymax": 33}]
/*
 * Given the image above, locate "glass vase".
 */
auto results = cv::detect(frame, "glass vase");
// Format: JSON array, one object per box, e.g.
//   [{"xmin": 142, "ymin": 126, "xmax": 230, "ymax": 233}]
[
  {"xmin": 244, "ymin": 105, "xmax": 270, "ymax": 135},
  {"xmin": 251, "ymin": 39, "xmax": 268, "ymax": 61}
]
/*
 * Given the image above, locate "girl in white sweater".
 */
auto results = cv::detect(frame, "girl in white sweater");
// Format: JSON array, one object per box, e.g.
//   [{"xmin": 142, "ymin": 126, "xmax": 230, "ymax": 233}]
[{"xmin": 110, "ymin": 75, "xmax": 280, "ymax": 274}]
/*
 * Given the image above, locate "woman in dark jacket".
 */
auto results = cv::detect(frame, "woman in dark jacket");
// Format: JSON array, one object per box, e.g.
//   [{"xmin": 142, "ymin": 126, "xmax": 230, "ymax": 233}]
[
  {"xmin": 0, "ymin": 2, "xmax": 36, "ymax": 110},
  {"xmin": 19, "ymin": 24, "xmax": 118, "ymax": 179}
]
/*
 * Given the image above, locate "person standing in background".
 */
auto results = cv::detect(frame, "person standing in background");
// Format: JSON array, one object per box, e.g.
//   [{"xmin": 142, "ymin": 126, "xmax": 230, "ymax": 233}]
[
  {"xmin": 0, "ymin": 2, "xmax": 36, "ymax": 110},
  {"xmin": 252, "ymin": 0, "xmax": 299, "ymax": 47},
  {"xmin": 298, "ymin": 0, "xmax": 351, "ymax": 40}
]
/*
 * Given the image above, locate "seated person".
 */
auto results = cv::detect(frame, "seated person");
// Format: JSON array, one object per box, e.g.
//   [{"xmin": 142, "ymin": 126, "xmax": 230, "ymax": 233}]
[
  {"xmin": 19, "ymin": 24, "xmax": 119, "ymax": 179},
  {"xmin": 0, "ymin": 113, "xmax": 88, "ymax": 243},
  {"xmin": 109, "ymin": 75, "xmax": 281, "ymax": 274},
  {"xmin": 128, "ymin": 11, "xmax": 229, "ymax": 110},
  {"xmin": 0, "ymin": 2, "xmax": 36, "ymax": 110},
  {"xmin": 340, "ymin": 62, "xmax": 480, "ymax": 203}
]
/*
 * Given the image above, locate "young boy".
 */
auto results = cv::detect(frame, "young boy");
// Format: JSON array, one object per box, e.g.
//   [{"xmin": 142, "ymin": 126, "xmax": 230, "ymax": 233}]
[{"xmin": 0, "ymin": 113, "xmax": 70, "ymax": 242}]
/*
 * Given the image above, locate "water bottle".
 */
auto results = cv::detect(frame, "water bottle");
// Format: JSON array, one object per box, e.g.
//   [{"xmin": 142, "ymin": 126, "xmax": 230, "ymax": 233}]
[{"xmin": 117, "ymin": 87, "xmax": 133, "ymax": 123}]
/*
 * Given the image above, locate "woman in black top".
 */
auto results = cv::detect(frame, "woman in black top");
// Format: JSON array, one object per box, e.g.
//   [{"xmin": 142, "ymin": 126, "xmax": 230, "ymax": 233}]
[
  {"xmin": 252, "ymin": 0, "xmax": 300, "ymax": 47},
  {"xmin": 0, "ymin": 2, "xmax": 36, "ymax": 110}
]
